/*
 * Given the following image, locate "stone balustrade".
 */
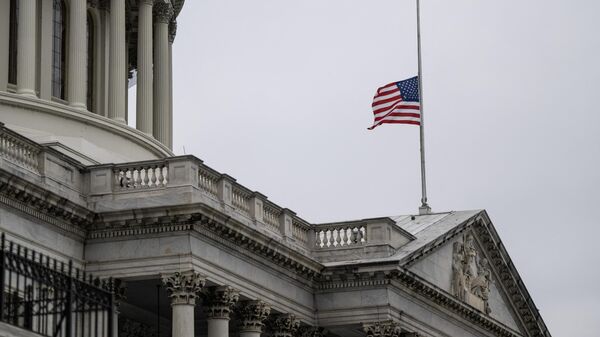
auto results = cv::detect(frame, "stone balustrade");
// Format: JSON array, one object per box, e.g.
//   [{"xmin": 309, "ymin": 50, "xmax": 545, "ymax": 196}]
[
  {"xmin": 314, "ymin": 223, "xmax": 366, "ymax": 248},
  {"xmin": 113, "ymin": 163, "xmax": 168, "ymax": 190},
  {"xmin": 0, "ymin": 125, "xmax": 417, "ymax": 259},
  {"xmin": 0, "ymin": 123, "xmax": 40, "ymax": 172}
]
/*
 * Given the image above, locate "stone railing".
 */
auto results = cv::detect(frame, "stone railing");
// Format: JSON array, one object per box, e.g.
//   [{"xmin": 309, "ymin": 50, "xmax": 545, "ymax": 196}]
[
  {"xmin": 311, "ymin": 218, "xmax": 416, "ymax": 262},
  {"xmin": 88, "ymin": 156, "xmax": 315, "ymax": 250},
  {"xmin": 198, "ymin": 164, "xmax": 219, "ymax": 197},
  {"xmin": 113, "ymin": 163, "xmax": 168, "ymax": 190},
  {"xmin": 0, "ymin": 123, "xmax": 41, "ymax": 172},
  {"xmin": 314, "ymin": 223, "xmax": 366, "ymax": 248}
]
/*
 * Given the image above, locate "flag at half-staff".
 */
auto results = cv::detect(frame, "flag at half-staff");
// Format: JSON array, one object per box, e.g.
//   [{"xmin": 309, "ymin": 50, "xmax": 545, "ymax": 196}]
[{"xmin": 368, "ymin": 76, "xmax": 421, "ymax": 130}]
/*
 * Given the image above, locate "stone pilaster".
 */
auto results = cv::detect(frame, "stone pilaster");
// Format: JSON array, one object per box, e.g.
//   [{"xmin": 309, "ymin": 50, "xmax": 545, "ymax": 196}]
[
  {"xmin": 152, "ymin": 1, "xmax": 174, "ymax": 147},
  {"xmin": 270, "ymin": 314, "xmax": 300, "ymax": 337},
  {"xmin": 238, "ymin": 300, "xmax": 271, "ymax": 337},
  {"xmin": 136, "ymin": 0, "xmax": 154, "ymax": 134},
  {"xmin": 16, "ymin": 0, "xmax": 37, "ymax": 97},
  {"xmin": 204, "ymin": 286, "xmax": 240, "ymax": 337},
  {"xmin": 108, "ymin": 0, "xmax": 126, "ymax": 122},
  {"xmin": 67, "ymin": 0, "xmax": 88, "ymax": 109},
  {"xmin": 161, "ymin": 271, "xmax": 206, "ymax": 337},
  {"xmin": 362, "ymin": 321, "xmax": 402, "ymax": 337}
]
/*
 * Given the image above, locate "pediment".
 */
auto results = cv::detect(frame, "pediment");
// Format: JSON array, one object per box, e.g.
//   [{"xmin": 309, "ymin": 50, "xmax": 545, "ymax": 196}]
[{"xmin": 402, "ymin": 213, "xmax": 551, "ymax": 337}]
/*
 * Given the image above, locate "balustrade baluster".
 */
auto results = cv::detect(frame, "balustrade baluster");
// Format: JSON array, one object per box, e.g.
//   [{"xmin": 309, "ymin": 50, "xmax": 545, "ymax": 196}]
[
  {"xmin": 142, "ymin": 167, "xmax": 150, "ymax": 187},
  {"xmin": 157, "ymin": 166, "xmax": 164, "ymax": 187},
  {"xmin": 149, "ymin": 166, "xmax": 157, "ymax": 187}
]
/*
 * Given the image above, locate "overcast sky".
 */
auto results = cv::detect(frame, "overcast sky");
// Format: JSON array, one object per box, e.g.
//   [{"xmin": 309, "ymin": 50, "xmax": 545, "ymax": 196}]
[{"xmin": 131, "ymin": 0, "xmax": 599, "ymax": 335}]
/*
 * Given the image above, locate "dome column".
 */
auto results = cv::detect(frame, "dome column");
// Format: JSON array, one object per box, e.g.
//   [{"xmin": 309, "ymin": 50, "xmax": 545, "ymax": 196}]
[
  {"xmin": 0, "ymin": 0, "xmax": 9, "ymax": 92},
  {"xmin": 136, "ymin": 0, "xmax": 154, "ymax": 134},
  {"xmin": 108, "ymin": 0, "xmax": 127, "ymax": 122},
  {"xmin": 16, "ymin": 0, "xmax": 37, "ymax": 97},
  {"xmin": 153, "ymin": 1, "xmax": 174, "ymax": 147},
  {"xmin": 67, "ymin": 0, "xmax": 88, "ymax": 110}
]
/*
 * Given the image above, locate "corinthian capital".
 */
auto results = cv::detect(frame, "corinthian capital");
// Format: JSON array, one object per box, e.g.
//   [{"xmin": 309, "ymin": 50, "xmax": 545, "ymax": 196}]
[
  {"xmin": 153, "ymin": 0, "xmax": 174, "ymax": 24},
  {"xmin": 161, "ymin": 271, "xmax": 206, "ymax": 305},
  {"xmin": 168, "ymin": 19, "xmax": 178, "ymax": 42},
  {"xmin": 362, "ymin": 320, "xmax": 402, "ymax": 337},
  {"xmin": 238, "ymin": 300, "xmax": 271, "ymax": 333},
  {"xmin": 203, "ymin": 286, "xmax": 240, "ymax": 319},
  {"xmin": 298, "ymin": 326, "xmax": 325, "ymax": 337},
  {"xmin": 271, "ymin": 314, "xmax": 301, "ymax": 337}
]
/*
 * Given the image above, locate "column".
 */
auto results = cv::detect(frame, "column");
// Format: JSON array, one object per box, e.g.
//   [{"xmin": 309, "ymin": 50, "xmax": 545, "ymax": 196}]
[
  {"xmin": 239, "ymin": 300, "xmax": 271, "ymax": 337},
  {"xmin": 271, "ymin": 314, "xmax": 300, "ymax": 337},
  {"xmin": 362, "ymin": 320, "xmax": 402, "ymax": 337},
  {"xmin": 204, "ymin": 286, "xmax": 239, "ymax": 337},
  {"xmin": 153, "ymin": 2, "xmax": 173, "ymax": 145},
  {"xmin": 136, "ymin": 0, "xmax": 153, "ymax": 134},
  {"xmin": 67, "ymin": 0, "xmax": 87, "ymax": 109},
  {"xmin": 167, "ymin": 19, "xmax": 176, "ymax": 149},
  {"xmin": 0, "ymin": 0, "xmax": 9, "ymax": 91},
  {"xmin": 161, "ymin": 271, "xmax": 206, "ymax": 337},
  {"xmin": 16, "ymin": 0, "xmax": 36, "ymax": 97},
  {"xmin": 108, "ymin": 0, "xmax": 126, "ymax": 122}
]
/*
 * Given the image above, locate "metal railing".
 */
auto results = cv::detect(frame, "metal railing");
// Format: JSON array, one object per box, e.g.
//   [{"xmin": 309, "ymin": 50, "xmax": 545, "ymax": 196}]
[{"xmin": 0, "ymin": 233, "xmax": 117, "ymax": 337}]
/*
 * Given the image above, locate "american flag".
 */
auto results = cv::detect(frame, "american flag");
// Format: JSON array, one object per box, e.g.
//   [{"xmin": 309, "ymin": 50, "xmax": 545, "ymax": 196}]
[{"xmin": 368, "ymin": 76, "xmax": 421, "ymax": 130}]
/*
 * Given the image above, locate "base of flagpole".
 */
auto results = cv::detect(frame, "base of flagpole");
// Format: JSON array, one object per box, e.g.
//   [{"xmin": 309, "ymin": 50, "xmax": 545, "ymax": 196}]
[{"xmin": 419, "ymin": 204, "xmax": 431, "ymax": 215}]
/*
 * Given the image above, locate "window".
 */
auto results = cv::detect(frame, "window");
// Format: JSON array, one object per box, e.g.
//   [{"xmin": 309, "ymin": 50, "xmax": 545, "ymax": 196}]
[
  {"xmin": 51, "ymin": 0, "xmax": 67, "ymax": 99},
  {"xmin": 8, "ymin": 0, "xmax": 18, "ymax": 85},
  {"xmin": 87, "ymin": 13, "xmax": 94, "ymax": 111}
]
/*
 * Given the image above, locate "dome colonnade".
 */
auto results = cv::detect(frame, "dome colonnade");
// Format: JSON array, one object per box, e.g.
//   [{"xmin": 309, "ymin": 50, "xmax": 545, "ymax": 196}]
[{"xmin": 0, "ymin": 0, "xmax": 180, "ymax": 150}]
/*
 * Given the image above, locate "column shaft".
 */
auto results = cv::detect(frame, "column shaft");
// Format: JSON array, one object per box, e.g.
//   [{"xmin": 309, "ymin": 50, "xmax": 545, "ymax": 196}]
[
  {"xmin": 172, "ymin": 304, "xmax": 195, "ymax": 337},
  {"xmin": 0, "ymin": 0, "xmax": 9, "ymax": 91},
  {"xmin": 168, "ymin": 40, "xmax": 173, "ymax": 148},
  {"xmin": 153, "ymin": 3, "xmax": 173, "ymax": 146},
  {"xmin": 153, "ymin": 22, "xmax": 169, "ymax": 144},
  {"xmin": 108, "ymin": 0, "xmax": 126, "ymax": 122},
  {"xmin": 67, "ymin": 0, "xmax": 87, "ymax": 109},
  {"xmin": 16, "ymin": 0, "xmax": 36, "ymax": 96},
  {"xmin": 136, "ymin": 0, "xmax": 153, "ymax": 134},
  {"xmin": 207, "ymin": 318, "xmax": 229, "ymax": 337}
]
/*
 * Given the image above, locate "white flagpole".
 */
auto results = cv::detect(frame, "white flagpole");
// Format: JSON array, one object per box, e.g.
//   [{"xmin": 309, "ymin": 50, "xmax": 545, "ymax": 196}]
[{"xmin": 417, "ymin": 0, "xmax": 431, "ymax": 215}]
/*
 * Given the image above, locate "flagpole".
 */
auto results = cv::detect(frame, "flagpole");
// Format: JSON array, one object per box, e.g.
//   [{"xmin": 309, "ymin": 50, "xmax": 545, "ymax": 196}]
[{"xmin": 417, "ymin": 0, "xmax": 431, "ymax": 215}]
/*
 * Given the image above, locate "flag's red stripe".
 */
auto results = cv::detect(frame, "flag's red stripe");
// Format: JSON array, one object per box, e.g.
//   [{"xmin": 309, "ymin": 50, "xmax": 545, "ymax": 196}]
[
  {"xmin": 373, "ymin": 101, "xmax": 420, "ymax": 115},
  {"xmin": 377, "ymin": 82, "xmax": 397, "ymax": 93},
  {"xmin": 374, "ymin": 112, "xmax": 421, "ymax": 122},
  {"xmin": 373, "ymin": 100, "xmax": 404, "ymax": 114},
  {"xmin": 380, "ymin": 120, "xmax": 421, "ymax": 125},
  {"xmin": 372, "ymin": 95, "xmax": 402, "ymax": 107}
]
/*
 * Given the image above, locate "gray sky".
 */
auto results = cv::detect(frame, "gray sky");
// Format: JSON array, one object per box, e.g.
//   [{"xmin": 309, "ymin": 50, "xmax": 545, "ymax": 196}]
[{"xmin": 134, "ymin": 0, "xmax": 600, "ymax": 335}]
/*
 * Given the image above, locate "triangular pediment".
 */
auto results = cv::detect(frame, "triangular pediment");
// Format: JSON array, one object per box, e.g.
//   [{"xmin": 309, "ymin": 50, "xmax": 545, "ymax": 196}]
[{"xmin": 402, "ymin": 212, "xmax": 551, "ymax": 337}]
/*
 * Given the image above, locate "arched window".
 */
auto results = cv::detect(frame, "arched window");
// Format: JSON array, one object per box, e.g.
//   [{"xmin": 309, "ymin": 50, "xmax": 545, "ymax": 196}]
[
  {"xmin": 8, "ymin": 0, "xmax": 18, "ymax": 85},
  {"xmin": 51, "ymin": 0, "xmax": 67, "ymax": 99},
  {"xmin": 87, "ymin": 12, "xmax": 94, "ymax": 112}
]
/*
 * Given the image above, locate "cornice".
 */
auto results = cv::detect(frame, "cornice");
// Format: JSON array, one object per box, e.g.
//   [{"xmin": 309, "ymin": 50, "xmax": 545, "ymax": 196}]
[
  {"xmin": 0, "ymin": 172, "xmax": 91, "ymax": 238},
  {"xmin": 87, "ymin": 207, "xmax": 323, "ymax": 280},
  {"xmin": 473, "ymin": 214, "xmax": 551, "ymax": 337},
  {"xmin": 317, "ymin": 267, "xmax": 520, "ymax": 337}
]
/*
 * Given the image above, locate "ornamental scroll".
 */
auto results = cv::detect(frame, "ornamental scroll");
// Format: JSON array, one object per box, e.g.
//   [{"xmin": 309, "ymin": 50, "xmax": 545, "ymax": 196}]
[{"xmin": 451, "ymin": 233, "xmax": 492, "ymax": 314}]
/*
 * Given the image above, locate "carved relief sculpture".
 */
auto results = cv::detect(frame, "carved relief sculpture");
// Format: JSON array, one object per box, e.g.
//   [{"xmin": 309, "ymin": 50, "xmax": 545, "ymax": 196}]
[{"xmin": 451, "ymin": 233, "xmax": 492, "ymax": 314}]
